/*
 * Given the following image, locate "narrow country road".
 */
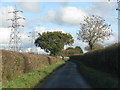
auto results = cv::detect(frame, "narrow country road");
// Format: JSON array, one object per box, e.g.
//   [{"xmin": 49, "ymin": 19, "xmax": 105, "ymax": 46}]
[{"xmin": 34, "ymin": 61, "xmax": 92, "ymax": 88}]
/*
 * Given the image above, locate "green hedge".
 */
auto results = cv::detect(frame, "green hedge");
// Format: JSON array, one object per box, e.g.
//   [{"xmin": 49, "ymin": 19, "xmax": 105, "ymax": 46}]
[
  {"xmin": 2, "ymin": 50, "xmax": 63, "ymax": 84},
  {"xmin": 2, "ymin": 61, "xmax": 65, "ymax": 88},
  {"xmin": 73, "ymin": 60, "xmax": 118, "ymax": 88},
  {"xmin": 70, "ymin": 43, "xmax": 119, "ymax": 76}
]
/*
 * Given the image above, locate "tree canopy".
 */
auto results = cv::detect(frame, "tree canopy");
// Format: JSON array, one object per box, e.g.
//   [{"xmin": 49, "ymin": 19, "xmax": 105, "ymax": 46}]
[
  {"xmin": 77, "ymin": 15, "xmax": 112, "ymax": 50},
  {"xmin": 62, "ymin": 46, "xmax": 83, "ymax": 56},
  {"xmin": 35, "ymin": 31, "xmax": 74, "ymax": 56},
  {"xmin": 75, "ymin": 46, "xmax": 83, "ymax": 53}
]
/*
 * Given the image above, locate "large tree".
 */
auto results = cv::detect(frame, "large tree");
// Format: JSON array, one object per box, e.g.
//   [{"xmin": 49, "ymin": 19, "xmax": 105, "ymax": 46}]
[
  {"xmin": 35, "ymin": 31, "xmax": 74, "ymax": 56},
  {"xmin": 77, "ymin": 15, "xmax": 112, "ymax": 50}
]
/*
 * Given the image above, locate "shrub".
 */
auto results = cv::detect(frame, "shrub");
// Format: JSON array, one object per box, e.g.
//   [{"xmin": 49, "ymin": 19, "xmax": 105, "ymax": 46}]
[{"xmin": 70, "ymin": 43, "xmax": 119, "ymax": 77}]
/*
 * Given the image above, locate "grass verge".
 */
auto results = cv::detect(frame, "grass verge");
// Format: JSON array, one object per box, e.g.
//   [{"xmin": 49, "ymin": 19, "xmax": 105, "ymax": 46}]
[
  {"xmin": 2, "ymin": 61, "xmax": 65, "ymax": 88},
  {"xmin": 73, "ymin": 60, "xmax": 118, "ymax": 88}
]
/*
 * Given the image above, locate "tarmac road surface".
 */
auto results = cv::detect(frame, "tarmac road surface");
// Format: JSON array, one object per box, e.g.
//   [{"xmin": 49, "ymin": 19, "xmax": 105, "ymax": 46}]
[{"xmin": 35, "ymin": 61, "xmax": 92, "ymax": 88}]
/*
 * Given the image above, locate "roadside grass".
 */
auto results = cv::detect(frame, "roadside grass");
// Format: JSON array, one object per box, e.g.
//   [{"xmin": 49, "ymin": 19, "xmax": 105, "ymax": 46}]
[
  {"xmin": 0, "ymin": 83, "xmax": 2, "ymax": 90},
  {"xmin": 2, "ymin": 61, "xmax": 65, "ymax": 88},
  {"xmin": 73, "ymin": 60, "xmax": 118, "ymax": 88}
]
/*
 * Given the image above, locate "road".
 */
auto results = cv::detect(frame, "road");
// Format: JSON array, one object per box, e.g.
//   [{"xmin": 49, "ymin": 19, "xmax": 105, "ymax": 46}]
[{"xmin": 35, "ymin": 61, "xmax": 92, "ymax": 88}]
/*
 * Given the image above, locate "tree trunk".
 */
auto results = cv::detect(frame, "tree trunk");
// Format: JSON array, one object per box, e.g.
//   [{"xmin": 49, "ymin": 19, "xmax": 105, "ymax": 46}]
[{"xmin": 89, "ymin": 41, "xmax": 93, "ymax": 50}]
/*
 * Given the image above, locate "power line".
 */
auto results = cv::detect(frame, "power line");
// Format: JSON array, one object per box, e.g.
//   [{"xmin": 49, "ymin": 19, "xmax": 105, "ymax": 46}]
[
  {"xmin": 28, "ymin": 30, "xmax": 38, "ymax": 53},
  {"xmin": 8, "ymin": 5, "xmax": 25, "ymax": 52}
]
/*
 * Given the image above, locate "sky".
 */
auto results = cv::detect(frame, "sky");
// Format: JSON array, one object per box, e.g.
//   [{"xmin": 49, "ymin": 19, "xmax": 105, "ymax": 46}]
[{"xmin": 0, "ymin": 0, "xmax": 119, "ymax": 54}]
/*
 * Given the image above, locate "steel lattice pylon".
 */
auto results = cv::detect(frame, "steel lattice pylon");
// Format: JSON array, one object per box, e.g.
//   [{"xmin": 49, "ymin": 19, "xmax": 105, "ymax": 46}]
[{"xmin": 8, "ymin": 6, "xmax": 25, "ymax": 52}]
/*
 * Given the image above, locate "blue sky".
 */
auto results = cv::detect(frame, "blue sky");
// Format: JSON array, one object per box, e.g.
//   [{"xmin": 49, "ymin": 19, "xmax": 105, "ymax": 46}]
[{"xmin": 0, "ymin": 1, "xmax": 118, "ymax": 53}]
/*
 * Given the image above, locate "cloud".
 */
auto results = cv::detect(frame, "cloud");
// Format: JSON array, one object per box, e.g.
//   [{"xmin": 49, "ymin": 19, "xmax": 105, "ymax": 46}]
[
  {"xmin": 60, "ymin": 7, "xmax": 87, "ymax": 25},
  {"xmin": 0, "ymin": 6, "xmax": 14, "ymax": 28},
  {"xmin": 24, "ymin": 47, "xmax": 46, "ymax": 54},
  {"xmin": 42, "ymin": 6, "xmax": 87, "ymax": 25},
  {"xmin": 74, "ymin": 40, "xmax": 88, "ymax": 52},
  {"xmin": 17, "ymin": 2, "xmax": 40, "ymax": 13},
  {"xmin": 34, "ymin": 26, "xmax": 46, "ymax": 34},
  {"xmin": 84, "ymin": 2, "xmax": 117, "ymax": 21},
  {"xmin": 0, "ymin": 28, "xmax": 11, "ymax": 49},
  {"xmin": 34, "ymin": 26, "xmax": 65, "ymax": 33},
  {"xmin": 0, "ymin": 6, "xmax": 25, "ymax": 28},
  {"xmin": 104, "ymin": 33, "xmax": 118, "ymax": 44},
  {"xmin": 0, "ymin": 25, "xmax": 65, "ymax": 54},
  {"xmin": 0, "ymin": 28, "xmax": 29, "ymax": 50},
  {"xmin": 48, "ymin": 29, "xmax": 65, "ymax": 33},
  {"xmin": 42, "ymin": 10, "xmax": 56, "ymax": 23},
  {"xmin": 85, "ymin": 2, "xmax": 117, "ymax": 15}
]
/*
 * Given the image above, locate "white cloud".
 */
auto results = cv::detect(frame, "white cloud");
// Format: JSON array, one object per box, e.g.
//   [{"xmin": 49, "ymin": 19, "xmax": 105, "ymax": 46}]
[
  {"xmin": 84, "ymin": 2, "xmax": 117, "ymax": 18},
  {"xmin": 74, "ymin": 40, "xmax": 88, "ymax": 52},
  {"xmin": 84, "ymin": 2, "xmax": 117, "ymax": 23},
  {"xmin": 34, "ymin": 26, "xmax": 46, "ymax": 34},
  {"xmin": 0, "ymin": 6, "xmax": 14, "ymax": 27},
  {"xmin": 104, "ymin": 34, "xmax": 118, "ymax": 44},
  {"xmin": 34, "ymin": 26, "xmax": 65, "ymax": 33},
  {"xmin": 24, "ymin": 47, "xmax": 46, "ymax": 54},
  {"xmin": 17, "ymin": 2, "xmax": 40, "ymax": 13},
  {"xmin": 0, "ymin": 28, "xmax": 29, "ymax": 50},
  {"xmin": 42, "ymin": 6, "xmax": 87, "ymax": 25},
  {"xmin": 60, "ymin": 7, "xmax": 87, "ymax": 25},
  {"xmin": 0, "ymin": 25, "xmax": 66, "ymax": 53},
  {"xmin": 48, "ymin": 29, "xmax": 65, "ymax": 33},
  {"xmin": 0, "ymin": 6, "xmax": 25, "ymax": 28},
  {"xmin": 42, "ymin": 10, "xmax": 56, "ymax": 23},
  {"xmin": 0, "ymin": 28, "xmax": 11, "ymax": 44}
]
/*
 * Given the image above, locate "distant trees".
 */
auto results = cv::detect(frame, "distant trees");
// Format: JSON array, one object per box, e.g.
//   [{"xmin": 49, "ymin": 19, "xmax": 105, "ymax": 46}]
[
  {"xmin": 35, "ymin": 31, "xmax": 74, "ymax": 56},
  {"xmin": 75, "ymin": 46, "xmax": 83, "ymax": 53},
  {"xmin": 85, "ymin": 43, "xmax": 104, "ymax": 51},
  {"xmin": 62, "ymin": 46, "xmax": 83, "ymax": 56},
  {"xmin": 77, "ymin": 15, "xmax": 112, "ymax": 50}
]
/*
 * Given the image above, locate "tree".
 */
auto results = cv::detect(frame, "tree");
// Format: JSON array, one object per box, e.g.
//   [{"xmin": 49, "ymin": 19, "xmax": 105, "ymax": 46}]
[
  {"xmin": 75, "ymin": 46, "xmax": 83, "ymax": 53},
  {"xmin": 85, "ymin": 43, "xmax": 104, "ymax": 51},
  {"xmin": 35, "ymin": 31, "xmax": 74, "ymax": 56},
  {"xmin": 66, "ymin": 47, "xmax": 74, "ymax": 50},
  {"xmin": 77, "ymin": 15, "xmax": 112, "ymax": 50},
  {"xmin": 62, "ymin": 46, "xmax": 83, "ymax": 56}
]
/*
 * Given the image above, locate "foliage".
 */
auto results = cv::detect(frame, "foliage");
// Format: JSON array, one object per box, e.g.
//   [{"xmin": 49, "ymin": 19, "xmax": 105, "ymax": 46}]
[
  {"xmin": 75, "ymin": 46, "xmax": 83, "ymax": 53},
  {"xmin": 73, "ymin": 60, "xmax": 118, "ymax": 88},
  {"xmin": 77, "ymin": 15, "xmax": 112, "ymax": 50},
  {"xmin": 85, "ymin": 43, "xmax": 104, "ymax": 51},
  {"xmin": 62, "ymin": 46, "xmax": 83, "ymax": 56},
  {"xmin": 2, "ymin": 50, "xmax": 63, "ymax": 84},
  {"xmin": 35, "ymin": 31, "xmax": 74, "ymax": 56},
  {"xmin": 70, "ymin": 43, "xmax": 119, "ymax": 76},
  {"xmin": 66, "ymin": 47, "xmax": 74, "ymax": 50},
  {"xmin": 3, "ymin": 61, "xmax": 65, "ymax": 88}
]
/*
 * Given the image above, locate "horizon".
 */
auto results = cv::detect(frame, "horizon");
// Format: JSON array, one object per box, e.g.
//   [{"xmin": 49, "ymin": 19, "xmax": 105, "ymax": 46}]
[{"xmin": 0, "ymin": 0, "xmax": 119, "ymax": 54}]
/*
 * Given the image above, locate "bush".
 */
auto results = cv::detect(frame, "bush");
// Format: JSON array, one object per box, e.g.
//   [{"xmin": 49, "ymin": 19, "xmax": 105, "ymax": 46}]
[
  {"xmin": 70, "ymin": 43, "xmax": 119, "ymax": 77},
  {"xmin": 73, "ymin": 60, "xmax": 118, "ymax": 88},
  {"xmin": 2, "ymin": 62, "xmax": 65, "ymax": 88},
  {"xmin": 2, "ymin": 50, "xmax": 63, "ymax": 84}
]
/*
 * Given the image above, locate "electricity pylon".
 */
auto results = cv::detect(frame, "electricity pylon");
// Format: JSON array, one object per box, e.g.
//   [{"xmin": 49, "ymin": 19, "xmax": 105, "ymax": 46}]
[
  {"xmin": 28, "ymin": 31, "xmax": 38, "ymax": 53},
  {"xmin": 8, "ymin": 6, "xmax": 25, "ymax": 52}
]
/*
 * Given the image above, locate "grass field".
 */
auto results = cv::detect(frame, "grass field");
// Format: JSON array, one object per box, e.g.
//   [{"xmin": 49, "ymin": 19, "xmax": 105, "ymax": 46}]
[
  {"xmin": 2, "ymin": 61, "xmax": 65, "ymax": 88},
  {"xmin": 73, "ymin": 60, "xmax": 118, "ymax": 88}
]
